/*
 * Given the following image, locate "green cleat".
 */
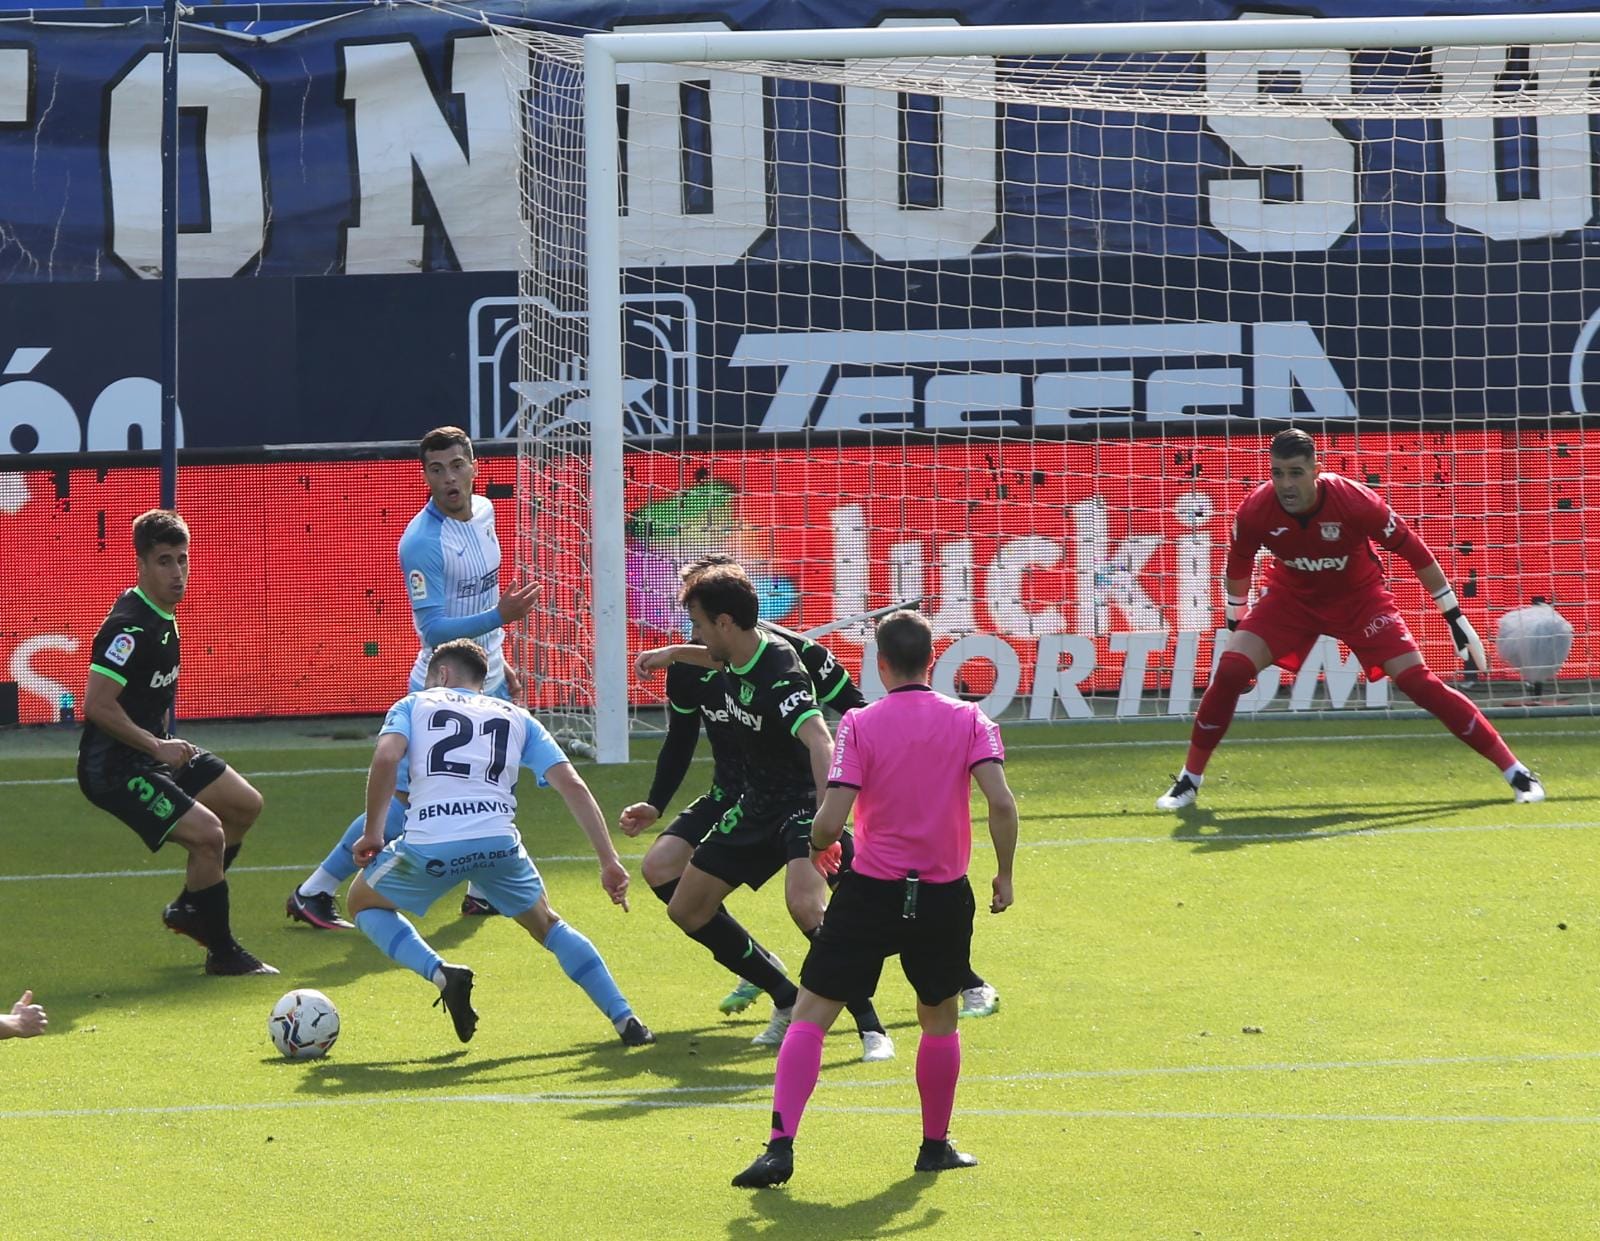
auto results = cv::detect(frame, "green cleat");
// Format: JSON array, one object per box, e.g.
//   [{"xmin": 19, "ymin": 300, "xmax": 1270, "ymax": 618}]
[
  {"xmin": 959, "ymin": 983, "xmax": 1000, "ymax": 1019},
  {"xmin": 719, "ymin": 980, "xmax": 764, "ymax": 1015}
]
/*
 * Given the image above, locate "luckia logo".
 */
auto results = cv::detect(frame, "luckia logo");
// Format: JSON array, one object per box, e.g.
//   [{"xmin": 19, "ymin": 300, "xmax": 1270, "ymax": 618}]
[{"xmin": 468, "ymin": 295, "xmax": 698, "ymax": 441}]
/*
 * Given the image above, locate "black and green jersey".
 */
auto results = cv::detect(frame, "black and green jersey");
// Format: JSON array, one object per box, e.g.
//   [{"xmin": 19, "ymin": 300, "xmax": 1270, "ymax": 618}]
[
  {"xmin": 649, "ymin": 626, "xmax": 862, "ymax": 815},
  {"xmin": 760, "ymin": 619, "xmax": 866, "ymax": 714},
  {"xmin": 663, "ymin": 660, "xmax": 745, "ymax": 799},
  {"xmin": 80, "ymin": 587, "xmax": 180, "ymax": 766},
  {"xmin": 717, "ymin": 632, "xmax": 822, "ymax": 803}
]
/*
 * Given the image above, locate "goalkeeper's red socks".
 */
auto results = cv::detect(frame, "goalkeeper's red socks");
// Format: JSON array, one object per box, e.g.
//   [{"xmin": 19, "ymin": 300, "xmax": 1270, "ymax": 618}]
[
  {"xmin": 1184, "ymin": 650, "xmax": 1259, "ymax": 775},
  {"xmin": 1393, "ymin": 663, "xmax": 1516, "ymax": 770}
]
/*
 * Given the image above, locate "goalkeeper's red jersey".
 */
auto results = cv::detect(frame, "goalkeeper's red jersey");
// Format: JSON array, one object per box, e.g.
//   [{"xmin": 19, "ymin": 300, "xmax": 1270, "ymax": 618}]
[{"xmin": 1225, "ymin": 472, "xmax": 1428, "ymax": 605}]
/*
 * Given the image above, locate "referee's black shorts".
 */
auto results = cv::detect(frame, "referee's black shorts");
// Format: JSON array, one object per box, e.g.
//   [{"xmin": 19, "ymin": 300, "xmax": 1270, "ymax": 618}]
[
  {"xmin": 78, "ymin": 748, "xmax": 228, "ymax": 852},
  {"xmin": 800, "ymin": 871, "xmax": 975, "ymax": 1007}
]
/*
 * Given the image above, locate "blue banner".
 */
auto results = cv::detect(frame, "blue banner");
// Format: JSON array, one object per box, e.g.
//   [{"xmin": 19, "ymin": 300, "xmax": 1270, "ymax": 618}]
[{"xmin": 2, "ymin": 0, "xmax": 1599, "ymax": 453}]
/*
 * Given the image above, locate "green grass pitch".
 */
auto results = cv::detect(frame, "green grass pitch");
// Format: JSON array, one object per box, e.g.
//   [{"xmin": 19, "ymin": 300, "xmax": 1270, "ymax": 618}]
[{"xmin": 4, "ymin": 714, "xmax": 1598, "ymax": 1239}]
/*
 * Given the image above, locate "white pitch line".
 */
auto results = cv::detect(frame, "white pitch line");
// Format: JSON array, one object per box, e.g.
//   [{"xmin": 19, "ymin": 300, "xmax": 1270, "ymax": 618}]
[
  {"xmin": 3, "ymin": 726, "xmax": 1596, "ymax": 789},
  {"xmin": 3, "ymin": 817, "xmax": 1599, "ymax": 883}
]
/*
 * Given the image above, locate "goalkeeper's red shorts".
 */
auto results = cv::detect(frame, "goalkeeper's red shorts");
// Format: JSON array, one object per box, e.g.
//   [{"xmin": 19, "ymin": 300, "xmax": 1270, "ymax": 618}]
[{"xmin": 1238, "ymin": 584, "xmax": 1420, "ymax": 681}]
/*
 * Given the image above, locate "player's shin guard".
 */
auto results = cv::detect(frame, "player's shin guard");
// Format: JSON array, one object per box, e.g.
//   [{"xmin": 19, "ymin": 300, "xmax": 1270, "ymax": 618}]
[
  {"xmin": 1393, "ymin": 664, "xmax": 1516, "ymax": 770},
  {"xmin": 770, "ymin": 1020, "xmax": 826, "ymax": 1140},
  {"xmin": 353, "ymin": 908, "xmax": 442, "ymax": 984},
  {"xmin": 543, "ymin": 921, "xmax": 632, "ymax": 1025},
  {"xmin": 916, "ymin": 1031, "xmax": 962, "ymax": 1142},
  {"xmin": 687, "ymin": 910, "xmax": 798, "ymax": 1008},
  {"xmin": 1185, "ymin": 650, "xmax": 1259, "ymax": 776}
]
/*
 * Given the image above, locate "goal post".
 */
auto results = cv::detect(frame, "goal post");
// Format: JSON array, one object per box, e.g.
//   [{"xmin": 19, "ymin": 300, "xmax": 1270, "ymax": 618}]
[{"xmin": 499, "ymin": 12, "xmax": 1600, "ymax": 762}]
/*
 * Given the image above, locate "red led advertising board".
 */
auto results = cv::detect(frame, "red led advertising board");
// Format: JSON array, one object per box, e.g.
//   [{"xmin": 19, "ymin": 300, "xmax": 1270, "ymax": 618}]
[{"xmin": 4, "ymin": 430, "xmax": 1594, "ymax": 726}]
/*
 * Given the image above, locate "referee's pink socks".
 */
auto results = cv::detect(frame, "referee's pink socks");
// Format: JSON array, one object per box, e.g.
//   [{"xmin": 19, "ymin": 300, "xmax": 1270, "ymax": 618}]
[
  {"xmin": 1393, "ymin": 664, "xmax": 1515, "ymax": 769},
  {"xmin": 916, "ymin": 1031, "xmax": 962, "ymax": 1141},
  {"xmin": 770, "ymin": 1020, "xmax": 826, "ymax": 1141},
  {"xmin": 1186, "ymin": 650, "xmax": 1258, "ymax": 775}
]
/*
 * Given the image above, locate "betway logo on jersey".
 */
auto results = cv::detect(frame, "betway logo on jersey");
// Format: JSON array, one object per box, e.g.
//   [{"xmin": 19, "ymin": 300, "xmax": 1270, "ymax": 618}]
[
  {"xmin": 1280, "ymin": 555, "xmax": 1350, "ymax": 573},
  {"xmin": 731, "ymin": 322, "xmax": 1357, "ymax": 431},
  {"xmin": 722, "ymin": 694, "xmax": 763, "ymax": 732}
]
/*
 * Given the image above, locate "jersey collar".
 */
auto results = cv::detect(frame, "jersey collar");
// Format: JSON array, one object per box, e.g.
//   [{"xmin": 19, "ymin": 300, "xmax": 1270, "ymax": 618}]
[
  {"xmin": 133, "ymin": 585, "xmax": 176, "ymax": 621},
  {"xmin": 727, "ymin": 631, "xmax": 769, "ymax": 677}
]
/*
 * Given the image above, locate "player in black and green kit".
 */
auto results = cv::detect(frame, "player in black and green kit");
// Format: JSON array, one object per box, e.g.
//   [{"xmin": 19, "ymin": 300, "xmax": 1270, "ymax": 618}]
[
  {"xmin": 624, "ymin": 563, "xmax": 883, "ymax": 1053},
  {"xmin": 77, "ymin": 509, "xmax": 276, "ymax": 976}
]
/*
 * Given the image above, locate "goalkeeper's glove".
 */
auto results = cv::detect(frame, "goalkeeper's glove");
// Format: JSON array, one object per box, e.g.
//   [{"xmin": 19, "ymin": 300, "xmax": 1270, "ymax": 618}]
[
  {"xmin": 1432, "ymin": 584, "xmax": 1489, "ymax": 675},
  {"xmin": 1224, "ymin": 591, "xmax": 1247, "ymax": 632}
]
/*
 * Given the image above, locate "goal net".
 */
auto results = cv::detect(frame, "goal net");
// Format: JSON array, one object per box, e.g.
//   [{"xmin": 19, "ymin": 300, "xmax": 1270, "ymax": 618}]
[{"xmin": 491, "ymin": 14, "xmax": 1600, "ymax": 761}]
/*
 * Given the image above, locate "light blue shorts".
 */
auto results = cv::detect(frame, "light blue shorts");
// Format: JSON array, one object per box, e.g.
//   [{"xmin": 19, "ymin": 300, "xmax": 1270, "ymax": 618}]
[{"xmin": 362, "ymin": 832, "xmax": 544, "ymax": 918}]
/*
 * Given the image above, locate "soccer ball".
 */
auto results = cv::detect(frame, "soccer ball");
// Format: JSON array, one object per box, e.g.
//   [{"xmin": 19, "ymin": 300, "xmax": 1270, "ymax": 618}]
[{"xmin": 268, "ymin": 988, "xmax": 340, "ymax": 1060}]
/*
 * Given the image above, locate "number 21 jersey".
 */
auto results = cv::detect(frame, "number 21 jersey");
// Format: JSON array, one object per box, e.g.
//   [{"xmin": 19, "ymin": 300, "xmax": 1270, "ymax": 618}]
[{"xmin": 380, "ymin": 686, "xmax": 568, "ymax": 844}]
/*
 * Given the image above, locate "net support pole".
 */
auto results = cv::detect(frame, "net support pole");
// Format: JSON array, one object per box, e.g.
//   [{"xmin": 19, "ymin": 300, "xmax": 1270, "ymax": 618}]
[
  {"xmin": 159, "ymin": 0, "xmax": 179, "ymax": 509},
  {"xmin": 583, "ymin": 35, "xmax": 628, "ymax": 764}
]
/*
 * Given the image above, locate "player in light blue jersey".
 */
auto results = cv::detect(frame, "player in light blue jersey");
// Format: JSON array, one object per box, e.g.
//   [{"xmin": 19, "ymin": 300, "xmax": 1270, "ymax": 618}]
[
  {"xmin": 287, "ymin": 427, "xmax": 540, "ymax": 931},
  {"xmin": 346, "ymin": 639, "xmax": 653, "ymax": 1048}
]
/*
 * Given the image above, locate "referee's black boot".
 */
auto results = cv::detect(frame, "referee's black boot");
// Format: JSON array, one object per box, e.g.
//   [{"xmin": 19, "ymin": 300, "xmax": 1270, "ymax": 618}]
[
  {"xmin": 914, "ymin": 1139, "xmax": 978, "ymax": 1173},
  {"xmin": 732, "ymin": 1138, "xmax": 794, "ymax": 1188}
]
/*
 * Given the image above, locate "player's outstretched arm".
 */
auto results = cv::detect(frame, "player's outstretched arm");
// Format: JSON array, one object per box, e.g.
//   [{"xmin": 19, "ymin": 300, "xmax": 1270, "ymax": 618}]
[
  {"xmin": 973, "ymin": 761, "xmax": 1018, "ymax": 914},
  {"xmin": 1416, "ymin": 561, "xmax": 1489, "ymax": 674},
  {"xmin": 634, "ymin": 644, "xmax": 716, "ymax": 677},
  {"xmin": 622, "ymin": 699, "xmax": 701, "ymax": 834},
  {"xmin": 547, "ymin": 762, "xmax": 630, "ymax": 911}
]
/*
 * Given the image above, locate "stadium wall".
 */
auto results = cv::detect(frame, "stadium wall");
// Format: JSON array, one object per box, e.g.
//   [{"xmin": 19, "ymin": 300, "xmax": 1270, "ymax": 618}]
[{"xmin": 4, "ymin": 2, "xmax": 1600, "ymax": 451}]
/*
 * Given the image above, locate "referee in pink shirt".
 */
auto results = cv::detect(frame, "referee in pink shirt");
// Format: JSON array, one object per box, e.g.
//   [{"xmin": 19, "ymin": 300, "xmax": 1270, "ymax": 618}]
[{"xmin": 733, "ymin": 608, "xmax": 1019, "ymax": 1189}]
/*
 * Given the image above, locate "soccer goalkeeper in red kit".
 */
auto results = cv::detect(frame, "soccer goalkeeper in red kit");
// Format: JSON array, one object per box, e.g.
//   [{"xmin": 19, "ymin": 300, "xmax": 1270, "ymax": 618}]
[{"xmin": 1157, "ymin": 429, "xmax": 1544, "ymax": 811}]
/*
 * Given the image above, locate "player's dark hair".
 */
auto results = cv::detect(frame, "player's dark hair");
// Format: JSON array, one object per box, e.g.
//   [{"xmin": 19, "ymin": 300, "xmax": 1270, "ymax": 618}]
[
  {"xmin": 876, "ymin": 609, "xmax": 934, "ymax": 679},
  {"xmin": 132, "ymin": 509, "xmax": 189, "ymax": 558},
  {"xmin": 1270, "ymin": 428, "xmax": 1316, "ymax": 462},
  {"xmin": 419, "ymin": 425, "xmax": 474, "ymax": 463},
  {"xmin": 429, "ymin": 638, "xmax": 489, "ymax": 685},
  {"xmin": 680, "ymin": 564, "xmax": 759, "ymax": 629},
  {"xmin": 678, "ymin": 552, "xmax": 740, "ymax": 583}
]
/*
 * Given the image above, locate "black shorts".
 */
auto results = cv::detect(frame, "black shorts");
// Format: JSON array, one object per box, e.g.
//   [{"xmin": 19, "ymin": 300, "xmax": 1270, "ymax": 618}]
[
  {"xmin": 689, "ymin": 793, "xmax": 814, "ymax": 892},
  {"xmin": 800, "ymin": 872, "xmax": 975, "ymax": 1007},
  {"xmin": 78, "ymin": 749, "xmax": 228, "ymax": 852},
  {"xmin": 660, "ymin": 788, "xmax": 739, "ymax": 847}
]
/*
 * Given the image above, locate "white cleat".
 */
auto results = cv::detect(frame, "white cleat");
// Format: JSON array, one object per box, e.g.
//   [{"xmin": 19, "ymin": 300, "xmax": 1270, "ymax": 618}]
[
  {"xmin": 959, "ymin": 984, "xmax": 1000, "ymax": 1020},
  {"xmin": 860, "ymin": 1030, "xmax": 895, "ymax": 1063},
  {"xmin": 750, "ymin": 1005, "xmax": 793, "ymax": 1047},
  {"xmin": 1510, "ymin": 770, "xmax": 1546, "ymax": 804},
  {"xmin": 1155, "ymin": 774, "xmax": 1199, "ymax": 811}
]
